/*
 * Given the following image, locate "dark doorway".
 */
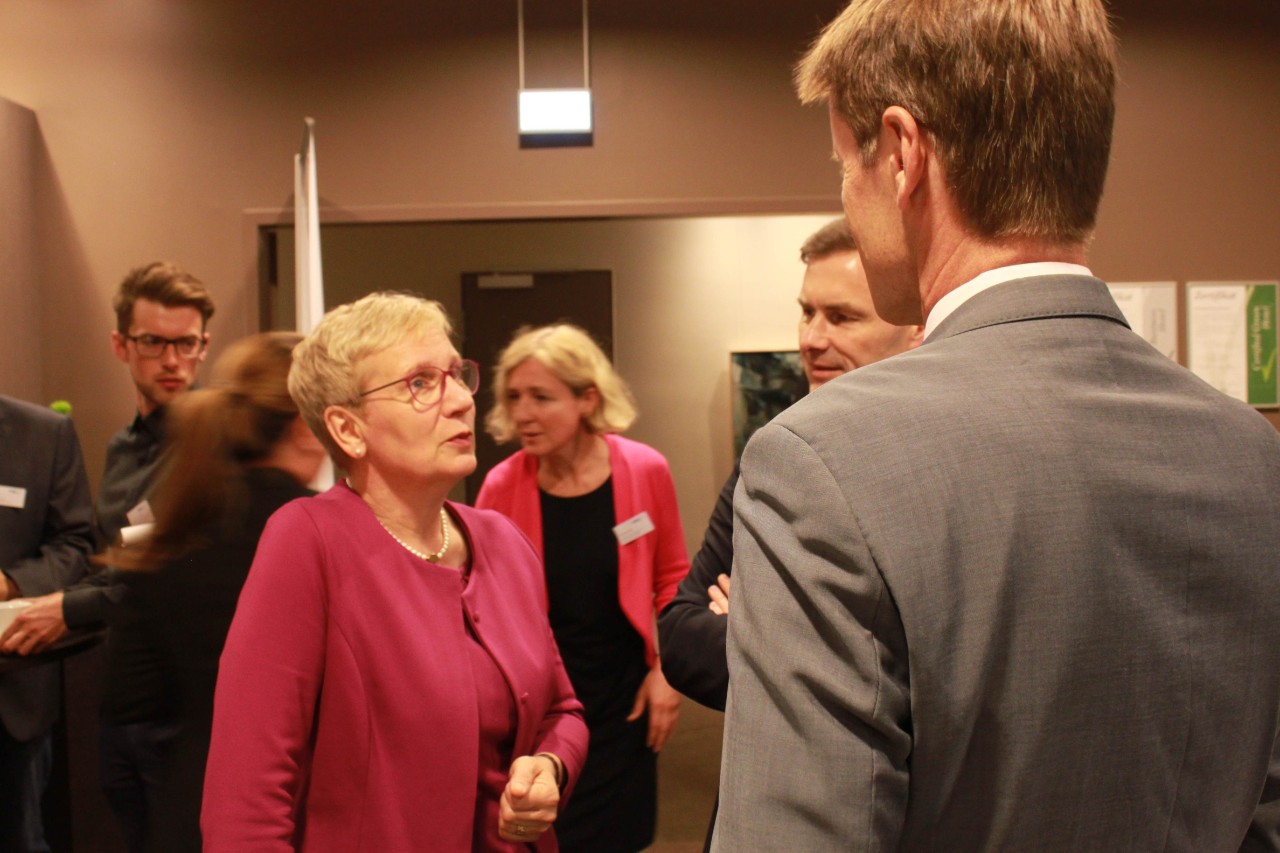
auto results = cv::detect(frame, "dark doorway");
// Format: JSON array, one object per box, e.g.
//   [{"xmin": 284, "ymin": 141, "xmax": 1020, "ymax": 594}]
[{"xmin": 461, "ymin": 269, "xmax": 613, "ymax": 502}]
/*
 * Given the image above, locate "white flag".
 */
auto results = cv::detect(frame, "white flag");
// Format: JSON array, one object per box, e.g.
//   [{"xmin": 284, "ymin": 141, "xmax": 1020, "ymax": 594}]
[
  {"xmin": 294, "ymin": 116, "xmax": 324, "ymax": 334},
  {"xmin": 293, "ymin": 117, "xmax": 333, "ymax": 488}
]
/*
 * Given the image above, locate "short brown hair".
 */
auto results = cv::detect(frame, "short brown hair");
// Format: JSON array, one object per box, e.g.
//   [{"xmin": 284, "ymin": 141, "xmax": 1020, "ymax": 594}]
[
  {"xmin": 799, "ymin": 218, "xmax": 857, "ymax": 264},
  {"xmin": 796, "ymin": 0, "xmax": 1117, "ymax": 243},
  {"xmin": 485, "ymin": 324, "xmax": 637, "ymax": 445},
  {"xmin": 113, "ymin": 262, "xmax": 216, "ymax": 335}
]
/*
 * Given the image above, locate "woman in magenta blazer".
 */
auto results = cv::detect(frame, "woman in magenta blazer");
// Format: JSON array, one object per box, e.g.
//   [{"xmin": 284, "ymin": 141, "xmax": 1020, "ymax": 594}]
[
  {"xmin": 476, "ymin": 324, "xmax": 689, "ymax": 853},
  {"xmin": 201, "ymin": 294, "xmax": 587, "ymax": 853}
]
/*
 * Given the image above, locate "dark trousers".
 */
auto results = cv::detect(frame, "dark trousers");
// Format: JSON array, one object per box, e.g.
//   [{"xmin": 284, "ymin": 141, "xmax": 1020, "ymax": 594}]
[
  {"xmin": 99, "ymin": 719, "xmax": 179, "ymax": 853},
  {"xmin": 0, "ymin": 726, "xmax": 53, "ymax": 853}
]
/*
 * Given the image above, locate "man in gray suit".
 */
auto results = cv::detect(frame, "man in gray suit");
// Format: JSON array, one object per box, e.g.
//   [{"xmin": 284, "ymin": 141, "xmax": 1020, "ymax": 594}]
[
  {"xmin": 714, "ymin": 1, "xmax": 1280, "ymax": 850},
  {"xmin": 0, "ymin": 395, "xmax": 95, "ymax": 852}
]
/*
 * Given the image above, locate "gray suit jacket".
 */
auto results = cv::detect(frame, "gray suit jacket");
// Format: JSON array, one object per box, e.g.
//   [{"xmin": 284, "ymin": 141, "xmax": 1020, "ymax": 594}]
[
  {"xmin": 715, "ymin": 276, "xmax": 1280, "ymax": 852},
  {"xmin": 0, "ymin": 396, "xmax": 95, "ymax": 741}
]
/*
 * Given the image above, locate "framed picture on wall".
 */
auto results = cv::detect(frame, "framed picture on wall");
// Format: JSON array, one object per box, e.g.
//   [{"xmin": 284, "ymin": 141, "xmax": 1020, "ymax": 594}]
[{"xmin": 730, "ymin": 351, "xmax": 807, "ymax": 457}]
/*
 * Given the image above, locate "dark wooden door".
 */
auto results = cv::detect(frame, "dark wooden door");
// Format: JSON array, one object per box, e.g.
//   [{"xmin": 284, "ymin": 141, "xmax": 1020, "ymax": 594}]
[{"xmin": 460, "ymin": 270, "xmax": 613, "ymax": 502}]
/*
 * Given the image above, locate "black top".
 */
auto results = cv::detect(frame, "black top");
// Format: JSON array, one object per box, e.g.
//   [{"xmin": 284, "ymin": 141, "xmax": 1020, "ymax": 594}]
[
  {"xmin": 62, "ymin": 407, "xmax": 166, "ymax": 630},
  {"xmin": 69, "ymin": 408, "xmax": 168, "ymax": 724},
  {"xmin": 96, "ymin": 408, "xmax": 166, "ymax": 548},
  {"xmin": 657, "ymin": 462, "xmax": 738, "ymax": 712},
  {"xmin": 127, "ymin": 467, "xmax": 313, "ymax": 853},
  {"xmin": 541, "ymin": 478, "xmax": 655, "ymax": 853},
  {"xmin": 540, "ymin": 477, "xmax": 644, "ymax": 722}
]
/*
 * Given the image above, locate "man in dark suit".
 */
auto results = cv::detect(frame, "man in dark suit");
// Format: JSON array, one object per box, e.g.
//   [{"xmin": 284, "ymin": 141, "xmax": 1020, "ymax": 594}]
[
  {"xmin": 659, "ymin": 218, "xmax": 923, "ymax": 850},
  {"xmin": 0, "ymin": 395, "xmax": 95, "ymax": 852},
  {"xmin": 660, "ymin": 217, "xmax": 922, "ymax": 714},
  {"xmin": 714, "ymin": 1, "xmax": 1280, "ymax": 850}
]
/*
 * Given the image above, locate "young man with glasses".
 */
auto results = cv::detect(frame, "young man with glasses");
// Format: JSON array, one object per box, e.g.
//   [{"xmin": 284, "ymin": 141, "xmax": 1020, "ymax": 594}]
[
  {"xmin": 96, "ymin": 262, "xmax": 215, "ymax": 555},
  {"xmin": 95, "ymin": 262, "xmax": 214, "ymax": 853},
  {"xmin": 5, "ymin": 262, "xmax": 215, "ymax": 853}
]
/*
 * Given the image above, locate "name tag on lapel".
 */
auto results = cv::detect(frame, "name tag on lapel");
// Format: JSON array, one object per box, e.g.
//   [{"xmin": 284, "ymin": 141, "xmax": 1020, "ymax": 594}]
[
  {"xmin": 613, "ymin": 511, "xmax": 655, "ymax": 546},
  {"xmin": 0, "ymin": 486, "xmax": 27, "ymax": 510}
]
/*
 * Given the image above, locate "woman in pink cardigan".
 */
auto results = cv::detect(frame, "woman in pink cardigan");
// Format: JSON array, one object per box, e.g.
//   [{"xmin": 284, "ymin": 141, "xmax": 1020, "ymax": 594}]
[
  {"xmin": 476, "ymin": 324, "xmax": 690, "ymax": 853},
  {"xmin": 202, "ymin": 293, "xmax": 587, "ymax": 852}
]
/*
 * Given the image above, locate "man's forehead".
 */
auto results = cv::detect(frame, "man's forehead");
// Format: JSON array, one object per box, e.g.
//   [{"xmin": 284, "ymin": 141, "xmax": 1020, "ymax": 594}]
[
  {"xmin": 802, "ymin": 254, "xmax": 869, "ymax": 298},
  {"xmin": 798, "ymin": 291, "xmax": 861, "ymax": 313},
  {"xmin": 129, "ymin": 299, "xmax": 206, "ymax": 333}
]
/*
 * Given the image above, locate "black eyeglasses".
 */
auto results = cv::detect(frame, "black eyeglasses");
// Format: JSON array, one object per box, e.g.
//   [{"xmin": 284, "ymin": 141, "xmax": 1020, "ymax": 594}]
[
  {"xmin": 358, "ymin": 360, "xmax": 481, "ymax": 407},
  {"xmin": 125, "ymin": 333, "xmax": 205, "ymax": 359}
]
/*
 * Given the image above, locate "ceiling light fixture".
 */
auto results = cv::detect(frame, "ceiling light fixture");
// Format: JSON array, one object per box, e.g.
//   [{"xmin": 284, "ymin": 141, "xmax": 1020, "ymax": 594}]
[{"xmin": 517, "ymin": 0, "xmax": 593, "ymax": 147}]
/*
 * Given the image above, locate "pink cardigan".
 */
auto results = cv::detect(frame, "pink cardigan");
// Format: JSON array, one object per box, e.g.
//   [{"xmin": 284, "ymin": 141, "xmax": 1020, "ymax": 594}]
[
  {"xmin": 202, "ymin": 483, "xmax": 587, "ymax": 853},
  {"xmin": 475, "ymin": 434, "xmax": 690, "ymax": 667}
]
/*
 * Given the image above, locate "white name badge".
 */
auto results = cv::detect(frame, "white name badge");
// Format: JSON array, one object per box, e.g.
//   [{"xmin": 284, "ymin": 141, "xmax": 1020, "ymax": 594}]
[
  {"xmin": 0, "ymin": 485, "xmax": 27, "ymax": 510},
  {"xmin": 119, "ymin": 523, "xmax": 155, "ymax": 548},
  {"xmin": 613, "ymin": 511, "xmax": 655, "ymax": 546},
  {"xmin": 126, "ymin": 499, "xmax": 155, "ymax": 527}
]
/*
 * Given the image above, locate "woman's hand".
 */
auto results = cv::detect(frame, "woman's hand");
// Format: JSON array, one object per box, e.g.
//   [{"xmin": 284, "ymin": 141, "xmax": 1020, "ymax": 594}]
[
  {"xmin": 707, "ymin": 573, "xmax": 732, "ymax": 616},
  {"xmin": 0, "ymin": 591, "xmax": 67, "ymax": 655},
  {"xmin": 627, "ymin": 663, "xmax": 681, "ymax": 752},
  {"xmin": 498, "ymin": 753, "xmax": 562, "ymax": 843}
]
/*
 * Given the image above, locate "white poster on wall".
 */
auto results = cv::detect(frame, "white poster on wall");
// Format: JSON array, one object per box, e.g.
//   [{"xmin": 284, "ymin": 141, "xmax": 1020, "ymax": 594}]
[{"xmin": 1107, "ymin": 281, "xmax": 1178, "ymax": 361}]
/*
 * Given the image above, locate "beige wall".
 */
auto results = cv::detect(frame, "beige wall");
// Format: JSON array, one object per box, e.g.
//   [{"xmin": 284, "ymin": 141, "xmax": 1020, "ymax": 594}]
[
  {"xmin": 0, "ymin": 0, "xmax": 1277, "ymax": 502},
  {"xmin": 0, "ymin": 0, "xmax": 843, "ymax": 488}
]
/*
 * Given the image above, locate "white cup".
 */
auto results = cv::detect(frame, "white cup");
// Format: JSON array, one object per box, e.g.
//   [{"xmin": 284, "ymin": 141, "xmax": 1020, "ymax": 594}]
[{"xmin": 0, "ymin": 600, "xmax": 34, "ymax": 636}]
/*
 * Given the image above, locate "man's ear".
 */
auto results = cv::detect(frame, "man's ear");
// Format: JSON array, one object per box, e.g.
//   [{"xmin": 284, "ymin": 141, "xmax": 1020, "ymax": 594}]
[
  {"xmin": 198, "ymin": 332, "xmax": 211, "ymax": 364},
  {"xmin": 906, "ymin": 324, "xmax": 926, "ymax": 349},
  {"xmin": 882, "ymin": 106, "xmax": 927, "ymax": 207},
  {"xmin": 110, "ymin": 330, "xmax": 129, "ymax": 364},
  {"xmin": 323, "ymin": 404, "xmax": 366, "ymax": 460}
]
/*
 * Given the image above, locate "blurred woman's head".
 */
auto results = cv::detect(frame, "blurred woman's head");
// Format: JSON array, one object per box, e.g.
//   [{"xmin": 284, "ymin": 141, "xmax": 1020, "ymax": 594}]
[
  {"xmin": 486, "ymin": 324, "xmax": 636, "ymax": 454},
  {"xmin": 290, "ymin": 292, "xmax": 476, "ymax": 485},
  {"xmin": 198, "ymin": 332, "xmax": 308, "ymax": 464},
  {"xmin": 120, "ymin": 332, "xmax": 321, "ymax": 569}
]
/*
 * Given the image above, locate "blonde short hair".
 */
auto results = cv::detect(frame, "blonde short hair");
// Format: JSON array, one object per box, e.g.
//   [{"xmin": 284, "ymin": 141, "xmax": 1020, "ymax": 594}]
[
  {"xmin": 485, "ymin": 324, "xmax": 637, "ymax": 445},
  {"xmin": 288, "ymin": 292, "xmax": 452, "ymax": 466}
]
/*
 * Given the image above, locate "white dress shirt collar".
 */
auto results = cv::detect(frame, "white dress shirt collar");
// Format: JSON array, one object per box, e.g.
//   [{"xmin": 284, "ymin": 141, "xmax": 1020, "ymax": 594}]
[{"xmin": 923, "ymin": 262, "xmax": 1093, "ymax": 340}]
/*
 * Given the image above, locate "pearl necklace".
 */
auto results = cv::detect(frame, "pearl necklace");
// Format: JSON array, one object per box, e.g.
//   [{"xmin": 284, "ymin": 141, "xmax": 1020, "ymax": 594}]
[{"xmin": 379, "ymin": 507, "xmax": 450, "ymax": 562}]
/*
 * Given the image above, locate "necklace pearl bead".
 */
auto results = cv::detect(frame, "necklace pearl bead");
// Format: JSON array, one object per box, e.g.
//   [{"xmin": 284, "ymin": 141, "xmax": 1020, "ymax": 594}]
[{"xmin": 379, "ymin": 507, "xmax": 450, "ymax": 562}]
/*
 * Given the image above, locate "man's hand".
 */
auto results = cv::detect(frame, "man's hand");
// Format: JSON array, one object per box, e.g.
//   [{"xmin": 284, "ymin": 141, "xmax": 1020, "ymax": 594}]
[
  {"xmin": 0, "ymin": 591, "xmax": 68, "ymax": 655},
  {"xmin": 707, "ymin": 573, "xmax": 732, "ymax": 616}
]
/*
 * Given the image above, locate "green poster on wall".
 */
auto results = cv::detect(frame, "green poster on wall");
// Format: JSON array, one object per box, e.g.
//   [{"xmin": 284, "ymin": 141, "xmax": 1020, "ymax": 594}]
[
  {"xmin": 1187, "ymin": 281, "xmax": 1280, "ymax": 409},
  {"xmin": 1246, "ymin": 284, "xmax": 1278, "ymax": 407}
]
